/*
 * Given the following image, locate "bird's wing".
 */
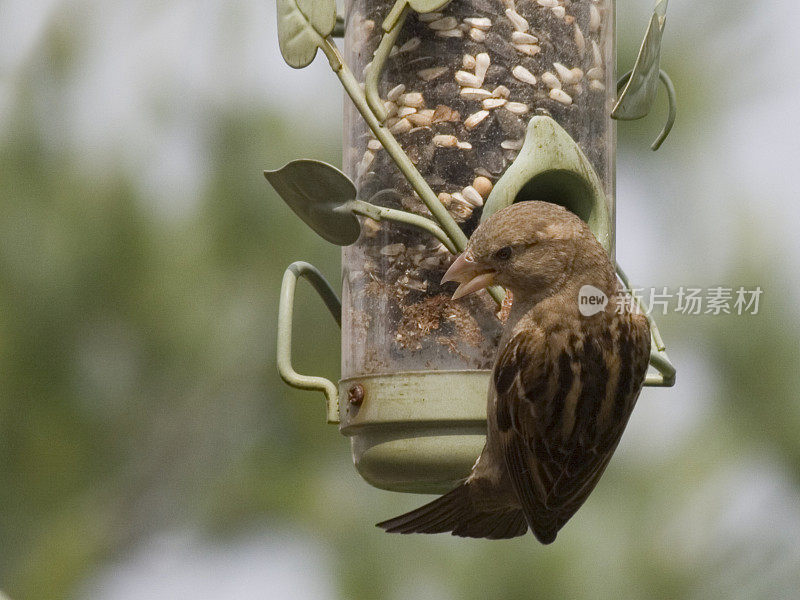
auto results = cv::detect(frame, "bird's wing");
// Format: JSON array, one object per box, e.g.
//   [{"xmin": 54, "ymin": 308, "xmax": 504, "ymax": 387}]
[{"xmin": 493, "ymin": 312, "xmax": 650, "ymax": 543}]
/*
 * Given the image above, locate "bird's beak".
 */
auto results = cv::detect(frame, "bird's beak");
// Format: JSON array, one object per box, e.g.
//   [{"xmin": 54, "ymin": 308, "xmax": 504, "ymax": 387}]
[{"xmin": 441, "ymin": 251, "xmax": 497, "ymax": 300}]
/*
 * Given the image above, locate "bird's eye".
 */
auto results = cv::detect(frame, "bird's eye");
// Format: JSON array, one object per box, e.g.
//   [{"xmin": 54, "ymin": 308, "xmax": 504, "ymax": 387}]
[{"xmin": 493, "ymin": 246, "xmax": 513, "ymax": 261}]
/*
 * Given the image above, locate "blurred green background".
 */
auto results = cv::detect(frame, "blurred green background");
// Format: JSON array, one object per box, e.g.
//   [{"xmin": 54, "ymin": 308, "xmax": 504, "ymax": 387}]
[{"xmin": 1, "ymin": 1, "xmax": 799, "ymax": 599}]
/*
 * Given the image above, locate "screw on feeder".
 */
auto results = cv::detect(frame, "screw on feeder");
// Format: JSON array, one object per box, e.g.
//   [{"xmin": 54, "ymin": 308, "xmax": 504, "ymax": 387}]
[{"xmin": 348, "ymin": 384, "xmax": 365, "ymax": 407}]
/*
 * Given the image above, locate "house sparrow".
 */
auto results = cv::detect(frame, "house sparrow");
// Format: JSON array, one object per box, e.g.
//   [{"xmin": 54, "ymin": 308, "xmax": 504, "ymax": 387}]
[{"xmin": 377, "ymin": 201, "xmax": 650, "ymax": 543}]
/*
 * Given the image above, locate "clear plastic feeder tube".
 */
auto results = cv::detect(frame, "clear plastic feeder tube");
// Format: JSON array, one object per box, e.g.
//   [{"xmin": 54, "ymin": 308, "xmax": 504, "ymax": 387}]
[{"xmin": 342, "ymin": 0, "xmax": 616, "ymax": 380}]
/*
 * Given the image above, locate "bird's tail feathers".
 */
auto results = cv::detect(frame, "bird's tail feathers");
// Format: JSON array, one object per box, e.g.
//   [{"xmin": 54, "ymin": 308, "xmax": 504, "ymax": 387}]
[{"xmin": 376, "ymin": 483, "xmax": 528, "ymax": 540}]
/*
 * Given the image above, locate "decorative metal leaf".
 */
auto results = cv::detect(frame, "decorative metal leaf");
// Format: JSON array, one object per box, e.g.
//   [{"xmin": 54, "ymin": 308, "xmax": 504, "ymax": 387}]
[
  {"xmin": 276, "ymin": 0, "xmax": 336, "ymax": 69},
  {"xmin": 264, "ymin": 159, "xmax": 361, "ymax": 246},
  {"xmin": 612, "ymin": 0, "xmax": 668, "ymax": 120}
]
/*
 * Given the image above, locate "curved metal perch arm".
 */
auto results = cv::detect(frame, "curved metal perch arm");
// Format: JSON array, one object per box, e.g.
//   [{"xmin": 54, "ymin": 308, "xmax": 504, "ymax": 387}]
[
  {"xmin": 616, "ymin": 69, "xmax": 676, "ymax": 151},
  {"xmin": 277, "ymin": 262, "xmax": 342, "ymax": 423},
  {"xmin": 616, "ymin": 265, "xmax": 676, "ymax": 387}
]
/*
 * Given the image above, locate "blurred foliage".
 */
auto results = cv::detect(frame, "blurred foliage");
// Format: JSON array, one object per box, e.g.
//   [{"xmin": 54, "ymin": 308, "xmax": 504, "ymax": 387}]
[{"xmin": 1, "ymin": 2, "xmax": 799, "ymax": 600}]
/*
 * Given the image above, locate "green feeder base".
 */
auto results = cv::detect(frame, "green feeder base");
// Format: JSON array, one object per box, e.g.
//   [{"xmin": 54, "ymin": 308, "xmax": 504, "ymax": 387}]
[{"xmin": 339, "ymin": 371, "xmax": 489, "ymax": 494}]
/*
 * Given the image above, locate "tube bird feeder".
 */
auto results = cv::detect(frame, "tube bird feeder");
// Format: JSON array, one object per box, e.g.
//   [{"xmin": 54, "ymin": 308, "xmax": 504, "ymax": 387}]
[{"xmin": 269, "ymin": 0, "xmax": 676, "ymax": 494}]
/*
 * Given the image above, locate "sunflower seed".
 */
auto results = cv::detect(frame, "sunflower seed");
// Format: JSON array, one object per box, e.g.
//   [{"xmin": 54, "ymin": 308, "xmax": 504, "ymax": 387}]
[
  {"xmin": 398, "ymin": 37, "xmax": 421, "ymax": 53},
  {"xmin": 451, "ymin": 192, "xmax": 471, "ymax": 206},
  {"xmin": 574, "ymin": 25, "xmax": 585, "ymax": 56},
  {"xmin": 492, "ymin": 85, "xmax": 510, "ymax": 98},
  {"xmin": 469, "ymin": 28, "xmax": 487, "ymax": 42},
  {"xmin": 437, "ymin": 192, "xmax": 453, "ymax": 207},
  {"xmin": 589, "ymin": 4, "xmax": 601, "ymax": 32},
  {"xmin": 505, "ymin": 8, "xmax": 529, "ymax": 32},
  {"xmin": 511, "ymin": 31, "xmax": 538, "ymax": 44},
  {"xmin": 513, "ymin": 44, "xmax": 541, "ymax": 57},
  {"xmin": 512, "ymin": 65, "xmax": 537, "ymax": 85},
  {"xmin": 399, "ymin": 92, "xmax": 424, "ymax": 108},
  {"xmin": 417, "ymin": 66, "xmax": 448, "ymax": 81},
  {"xmin": 367, "ymin": 139, "xmax": 383, "ymax": 151},
  {"xmin": 433, "ymin": 134, "xmax": 458, "ymax": 147},
  {"xmin": 457, "ymin": 141, "xmax": 473, "ymax": 150},
  {"xmin": 420, "ymin": 256, "xmax": 443, "ymax": 269},
  {"xmin": 501, "ymin": 138, "xmax": 524, "ymax": 150},
  {"xmin": 549, "ymin": 88, "xmax": 573, "ymax": 105},
  {"xmin": 537, "ymin": 0, "xmax": 559, "ymax": 6},
  {"xmin": 589, "ymin": 79, "xmax": 605, "ymax": 91},
  {"xmin": 587, "ymin": 67, "xmax": 603, "ymax": 80},
  {"xmin": 383, "ymin": 100, "xmax": 398, "ymax": 118},
  {"xmin": 464, "ymin": 17, "xmax": 492, "ymax": 30},
  {"xmin": 381, "ymin": 243, "xmax": 405, "ymax": 256},
  {"xmin": 482, "ymin": 97, "xmax": 507, "ymax": 110},
  {"xmin": 432, "ymin": 105, "xmax": 460, "ymax": 122},
  {"xmin": 397, "ymin": 106, "xmax": 417, "ymax": 117},
  {"xmin": 399, "ymin": 274, "xmax": 427, "ymax": 292},
  {"xmin": 475, "ymin": 53, "xmax": 490, "ymax": 81},
  {"xmin": 455, "ymin": 70, "xmax": 482, "ymax": 87},
  {"xmin": 437, "ymin": 28, "xmax": 464, "ymax": 38},
  {"xmin": 462, "ymin": 186, "xmax": 484, "ymax": 207},
  {"xmin": 460, "ymin": 87, "xmax": 493, "ymax": 100},
  {"xmin": 553, "ymin": 62, "xmax": 573, "ymax": 82},
  {"xmin": 429, "ymin": 16, "xmax": 458, "ymax": 30},
  {"xmin": 505, "ymin": 101, "xmax": 529, "ymax": 114},
  {"xmin": 387, "ymin": 84, "xmax": 405, "ymax": 101},
  {"xmin": 357, "ymin": 150, "xmax": 375, "ymax": 174},
  {"xmin": 362, "ymin": 218, "xmax": 381, "ymax": 237},
  {"xmin": 542, "ymin": 71, "xmax": 561, "ymax": 89},
  {"xmin": 449, "ymin": 195, "xmax": 474, "ymax": 220},
  {"xmin": 463, "ymin": 54, "xmax": 476, "ymax": 69},
  {"xmin": 552, "ymin": 6, "xmax": 565, "ymax": 18},
  {"xmin": 473, "ymin": 176, "xmax": 493, "ymax": 198},
  {"xmin": 407, "ymin": 112, "xmax": 432, "ymax": 127},
  {"xmin": 592, "ymin": 40, "xmax": 602, "ymax": 67},
  {"xmin": 464, "ymin": 109, "xmax": 490, "ymax": 129},
  {"xmin": 390, "ymin": 117, "xmax": 413, "ymax": 134},
  {"xmin": 418, "ymin": 12, "xmax": 443, "ymax": 23}
]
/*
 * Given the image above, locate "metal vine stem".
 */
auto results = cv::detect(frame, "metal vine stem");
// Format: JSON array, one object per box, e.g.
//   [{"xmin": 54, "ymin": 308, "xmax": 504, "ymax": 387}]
[{"xmin": 318, "ymin": 34, "xmax": 506, "ymax": 306}]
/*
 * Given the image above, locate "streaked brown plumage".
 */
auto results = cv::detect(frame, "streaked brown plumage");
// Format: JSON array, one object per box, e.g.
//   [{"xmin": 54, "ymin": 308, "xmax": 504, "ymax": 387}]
[{"xmin": 377, "ymin": 201, "xmax": 650, "ymax": 543}]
